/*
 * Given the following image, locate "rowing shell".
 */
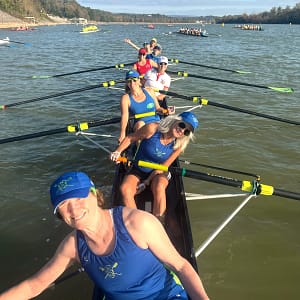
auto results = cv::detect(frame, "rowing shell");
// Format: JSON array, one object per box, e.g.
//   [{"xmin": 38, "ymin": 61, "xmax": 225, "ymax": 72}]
[
  {"xmin": 111, "ymin": 156, "xmax": 198, "ymax": 270},
  {"xmin": 91, "ymin": 109, "xmax": 198, "ymax": 298}
]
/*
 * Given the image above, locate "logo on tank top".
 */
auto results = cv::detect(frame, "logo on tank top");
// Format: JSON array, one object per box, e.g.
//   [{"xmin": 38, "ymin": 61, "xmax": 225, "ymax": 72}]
[
  {"xmin": 146, "ymin": 103, "xmax": 155, "ymax": 109},
  {"xmin": 99, "ymin": 262, "xmax": 122, "ymax": 279},
  {"xmin": 155, "ymin": 147, "xmax": 166, "ymax": 158}
]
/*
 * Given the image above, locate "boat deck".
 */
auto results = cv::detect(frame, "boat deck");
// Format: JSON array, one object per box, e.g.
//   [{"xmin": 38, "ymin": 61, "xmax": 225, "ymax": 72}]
[{"xmin": 111, "ymin": 157, "xmax": 198, "ymax": 272}]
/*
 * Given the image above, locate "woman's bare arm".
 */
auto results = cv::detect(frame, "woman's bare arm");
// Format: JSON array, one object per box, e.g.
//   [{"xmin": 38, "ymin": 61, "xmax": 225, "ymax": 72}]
[{"xmin": 124, "ymin": 209, "xmax": 209, "ymax": 300}]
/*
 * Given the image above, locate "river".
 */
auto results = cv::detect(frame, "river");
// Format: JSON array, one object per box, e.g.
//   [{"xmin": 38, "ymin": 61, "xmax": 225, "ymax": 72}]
[{"xmin": 0, "ymin": 23, "xmax": 299, "ymax": 299}]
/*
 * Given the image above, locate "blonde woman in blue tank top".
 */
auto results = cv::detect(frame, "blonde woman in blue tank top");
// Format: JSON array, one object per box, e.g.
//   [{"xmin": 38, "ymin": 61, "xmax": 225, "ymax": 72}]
[
  {"xmin": 0, "ymin": 172, "xmax": 209, "ymax": 300},
  {"xmin": 111, "ymin": 112, "xmax": 199, "ymax": 223}
]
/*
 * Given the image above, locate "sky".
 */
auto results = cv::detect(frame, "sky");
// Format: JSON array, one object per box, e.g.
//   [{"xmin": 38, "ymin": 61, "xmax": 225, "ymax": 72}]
[{"xmin": 76, "ymin": 0, "xmax": 300, "ymax": 17}]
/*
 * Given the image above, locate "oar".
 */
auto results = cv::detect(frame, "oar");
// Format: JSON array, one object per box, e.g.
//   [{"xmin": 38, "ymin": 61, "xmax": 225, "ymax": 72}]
[
  {"xmin": 170, "ymin": 59, "xmax": 251, "ymax": 74},
  {"xmin": 179, "ymin": 159, "xmax": 260, "ymax": 179},
  {"xmin": 32, "ymin": 62, "xmax": 134, "ymax": 79},
  {"xmin": 167, "ymin": 71, "xmax": 294, "ymax": 93},
  {"xmin": 133, "ymin": 160, "xmax": 300, "ymax": 201},
  {"xmin": 159, "ymin": 90, "xmax": 299, "ymax": 125},
  {"xmin": 1, "ymin": 79, "xmax": 124, "ymax": 110},
  {"xmin": 207, "ymin": 33, "xmax": 222, "ymax": 37},
  {"xmin": 8, "ymin": 40, "xmax": 32, "ymax": 46},
  {"xmin": 48, "ymin": 267, "xmax": 85, "ymax": 288},
  {"xmin": 0, "ymin": 117, "xmax": 121, "ymax": 144}
]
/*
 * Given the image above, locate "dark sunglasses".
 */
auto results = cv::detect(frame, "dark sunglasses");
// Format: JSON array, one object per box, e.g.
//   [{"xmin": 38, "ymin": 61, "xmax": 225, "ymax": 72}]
[
  {"xmin": 159, "ymin": 62, "xmax": 167, "ymax": 66},
  {"xmin": 178, "ymin": 122, "xmax": 191, "ymax": 136},
  {"xmin": 127, "ymin": 77, "xmax": 139, "ymax": 82}
]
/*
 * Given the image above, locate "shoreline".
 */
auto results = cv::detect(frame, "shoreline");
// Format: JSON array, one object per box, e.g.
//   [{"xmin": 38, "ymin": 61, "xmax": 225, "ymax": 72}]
[
  {"xmin": 0, "ymin": 21, "xmax": 205, "ymax": 30},
  {"xmin": 0, "ymin": 21, "xmax": 70, "ymax": 30}
]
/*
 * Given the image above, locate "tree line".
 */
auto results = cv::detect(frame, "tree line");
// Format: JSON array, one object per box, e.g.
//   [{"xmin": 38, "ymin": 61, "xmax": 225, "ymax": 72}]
[
  {"xmin": 216, "ymin": 3, "xmax": 300, "ymax": 24},
  {"xmin": 0, "ymin": 0, "xmax": 299, "ymax": 24}
]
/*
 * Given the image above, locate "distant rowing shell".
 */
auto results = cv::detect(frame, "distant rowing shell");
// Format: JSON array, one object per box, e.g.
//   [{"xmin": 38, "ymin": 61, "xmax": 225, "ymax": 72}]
[{"xmin": 175, "ymin": 31, "xmax": 209, "ymax": 37}]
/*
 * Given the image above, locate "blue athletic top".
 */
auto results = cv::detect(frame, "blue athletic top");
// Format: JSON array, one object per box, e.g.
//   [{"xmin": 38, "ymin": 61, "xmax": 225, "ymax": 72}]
[
  {"xmin": 129, "ymin": 89, "xmax": 160, "ymax": 125},
  {"xmin": 77, "ymin": 206, "xmax": 187, "ymax": 300},
  {"xmin": 146, "ymin": 53, "xmax": 159, "ymax": 63},
  {"xmin": 134, "ymin": 131, "xmax": 175, "ymax": 173}
]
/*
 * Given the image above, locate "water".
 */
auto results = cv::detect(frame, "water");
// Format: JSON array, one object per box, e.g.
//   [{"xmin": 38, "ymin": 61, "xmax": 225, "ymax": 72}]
[{"xmin": 0, "ymin": 24, "xmax": 299, "ymax": 299}]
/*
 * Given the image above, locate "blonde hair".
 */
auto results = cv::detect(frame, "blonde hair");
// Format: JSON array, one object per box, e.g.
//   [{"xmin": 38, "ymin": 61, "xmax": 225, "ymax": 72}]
[{"xmin": 158, "ymin": 115, "xmax": 195, "ymax": 152}]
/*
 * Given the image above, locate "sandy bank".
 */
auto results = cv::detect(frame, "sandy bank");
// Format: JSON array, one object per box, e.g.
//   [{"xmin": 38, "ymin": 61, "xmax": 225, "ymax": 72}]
[{"xmin": 0, "ymin": 10, "xmax": 70, "ymax": 29}]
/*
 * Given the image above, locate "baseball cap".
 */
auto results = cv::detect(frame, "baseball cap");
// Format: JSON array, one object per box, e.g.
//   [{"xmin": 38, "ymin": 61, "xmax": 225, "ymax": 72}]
[
  {"xmin": 151, "ymin": 38, "xmax": 157, "ymax": 43},
  {"xmin": 154, "ymin": 44, "xmax": 162, "ymax": 50},
  {"xmin": 158, "ymin": 56, "xmax": 168, "ymax": 65},
  {"xmin": 179, "ymin": 112, "xmax": 199, "ymax": 131},
  {"xmin": 138, "ymin": 48, "xmax": 147, "ymax": 55},
  {"xmin": 50, "ymin": 171, "xmax": 95, "ymax": 214},
  {"xmin": 125, "ymin": 70, "xmax": 140, "ymax": 80}
]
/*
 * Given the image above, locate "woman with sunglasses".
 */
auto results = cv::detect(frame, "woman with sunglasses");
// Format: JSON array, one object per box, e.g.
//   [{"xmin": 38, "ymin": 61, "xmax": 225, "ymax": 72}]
[
  {"xmin": 111, "ymin": 111, "xmax": 199, "ymax": 223},
  {"xmin": 133, "ymin": 48, "xmax": 158, "ymax": 76},
  {"xmin": 144, "ymin": 56, "xmax": 171, "ymax": 105},
  {"xmin": 119, "ymin": 70, "xmax": 164, "ymax": 144},
  {"xmin": 0, "ymin": 171, "xmax": 209, "ymax": 300}
]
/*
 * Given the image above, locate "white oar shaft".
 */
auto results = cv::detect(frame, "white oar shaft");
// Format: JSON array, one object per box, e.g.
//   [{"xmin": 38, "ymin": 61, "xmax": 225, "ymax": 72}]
[{"xmin": 195, "ymin": 194, "xmax": 255, "ymax": 257}]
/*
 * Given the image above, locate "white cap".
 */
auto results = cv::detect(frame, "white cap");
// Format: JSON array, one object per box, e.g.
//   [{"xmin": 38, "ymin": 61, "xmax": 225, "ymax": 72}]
[{"xmin": 158, "ymin": 56, "xmax": 168, "ymax": 65}]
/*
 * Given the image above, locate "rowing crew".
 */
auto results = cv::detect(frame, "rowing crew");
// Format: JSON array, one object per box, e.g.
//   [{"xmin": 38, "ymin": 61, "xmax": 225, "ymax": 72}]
[
  {"xmin": 179, "ymin": 27, "xmax": 207, "ymax": 36},
  {"xmin": 0, "ymin": 38, "xmax": 209, "ymax": 299},
  {"xmin": 124, "ymin": 37, "xmax": 172, "ymax": 111}
]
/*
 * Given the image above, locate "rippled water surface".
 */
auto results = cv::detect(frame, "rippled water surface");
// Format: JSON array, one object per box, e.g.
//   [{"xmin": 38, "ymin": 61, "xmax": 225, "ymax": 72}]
[{"xmin": 0, "ymin": 24, "xmax": 299, "ymax": 299}]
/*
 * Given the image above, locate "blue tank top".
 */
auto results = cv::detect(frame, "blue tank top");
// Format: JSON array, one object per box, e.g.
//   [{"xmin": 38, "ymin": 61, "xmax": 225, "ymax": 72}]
[
  {"xmin": 77, "ymin": 206, "xmax": 187, "ymax": 300},
  {"xmin": 129, "ymin": 89, "xmax": 160, "ymax": 124},
  {"xmin": 134, "ymin": 131, "xmax": 175, "ymax": 173}
]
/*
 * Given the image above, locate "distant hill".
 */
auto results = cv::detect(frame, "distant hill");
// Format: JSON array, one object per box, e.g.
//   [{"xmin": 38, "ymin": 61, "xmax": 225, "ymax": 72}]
[
  {"xmin": 217, "ymin": 3, "xmax": 300, "ymax": 24},
  {"xmin": 0, "ymin": 0, "xmax": 205, "ymax": 23},
  {"xmin": 0, "ymin": 0, "xmax": 299, "ymax": 24}
]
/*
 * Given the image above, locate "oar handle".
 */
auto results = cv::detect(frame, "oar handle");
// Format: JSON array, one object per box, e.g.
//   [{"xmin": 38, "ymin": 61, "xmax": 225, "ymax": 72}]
[{"xmin": 118, "ymin": 157, "xmax": 128, "ymax": 163}]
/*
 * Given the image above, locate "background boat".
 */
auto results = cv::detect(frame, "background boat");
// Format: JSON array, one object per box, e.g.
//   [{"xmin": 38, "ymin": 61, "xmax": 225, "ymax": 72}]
[
  {"xmin": 0, "ymin": 23, "xmax": 299, "ymax": 299},
  {"xmin": 146, "ymin": 23, "xmax": 155, "ymax": 29},
  {"xmin": 0, "ymin": 37, "xmax": 10, "ymax": 46},
  {"xmin": 80, "ymin": 24, "xmax": 99, "ymax": 33}
]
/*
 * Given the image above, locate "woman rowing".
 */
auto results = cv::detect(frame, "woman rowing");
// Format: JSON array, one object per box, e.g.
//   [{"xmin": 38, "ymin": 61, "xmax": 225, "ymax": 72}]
[
  {"xmin": 124, "ymin": 37, "xmax": 159, "ymax": 54},
  {"xmin": 0, "ymin": 171, "xmax": 209, "ymax": 300},
  {"xmin": 118, "ymin": 70, "xmax": 163, "ymax": 143},
  {"xmin": 133, "ymin": 48, "xmax": 158, "ymax": 76},
  {"xmin": 111, "ymin": 111, "xmax": 199, "ymax": 224},
  {"xmin": 144, "ymin": 56, "xmax": 171, "ymax": 106}
]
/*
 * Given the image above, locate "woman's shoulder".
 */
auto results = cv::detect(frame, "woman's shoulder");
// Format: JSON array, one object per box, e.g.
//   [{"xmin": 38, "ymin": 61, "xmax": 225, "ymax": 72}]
[
  {"xmin": 120, "ymin": 92, "xmax": 130, "ymax": 103},
  {"xmin": 144, "ymin": 87, "xmax": 158, "ymax": 99},
  {"xmin": 123, "ymin": 207, "xmax": 156, "ymax": 229}
]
